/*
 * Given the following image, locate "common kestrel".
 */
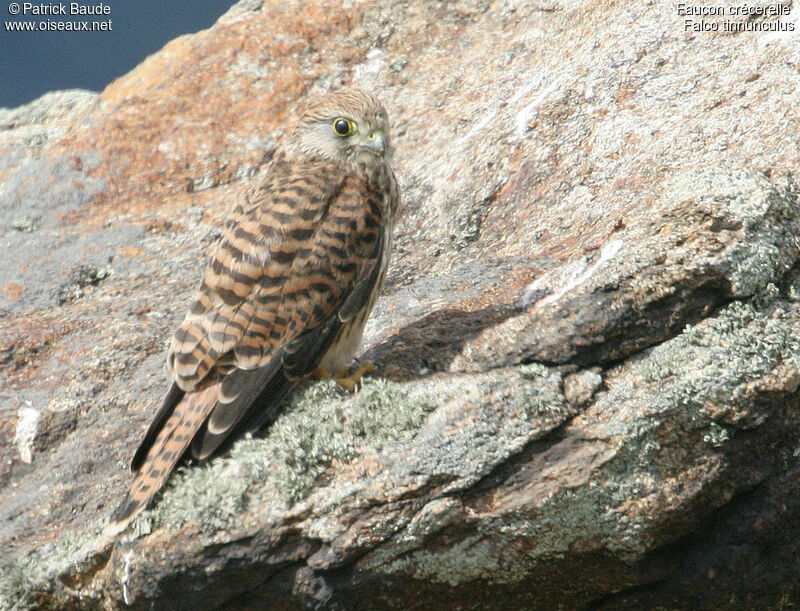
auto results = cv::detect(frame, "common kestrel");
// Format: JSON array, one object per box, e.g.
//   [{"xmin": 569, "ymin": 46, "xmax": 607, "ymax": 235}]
[{"xmin": 107, "ymin": 89, "xmax": 399, "ymax": 534}]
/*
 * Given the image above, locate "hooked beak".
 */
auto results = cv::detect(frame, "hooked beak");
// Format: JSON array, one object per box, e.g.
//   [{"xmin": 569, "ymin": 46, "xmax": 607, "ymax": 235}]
[{"xmin": 361, "ymin": 130, "xmax": 386, "ymax": 155}]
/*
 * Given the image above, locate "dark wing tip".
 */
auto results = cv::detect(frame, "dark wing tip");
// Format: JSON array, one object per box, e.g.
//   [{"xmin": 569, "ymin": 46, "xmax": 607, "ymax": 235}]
[
  {"xmin": 104, "ymin": 493, "xmax": 141, "ymax": 538},
  {"xmin": 191, "ymin": 359, "xmax": 295, "ymax": 460},
  {"xmin": 109, "ymin": 492, "xmax": 139, "ymax": 525}
]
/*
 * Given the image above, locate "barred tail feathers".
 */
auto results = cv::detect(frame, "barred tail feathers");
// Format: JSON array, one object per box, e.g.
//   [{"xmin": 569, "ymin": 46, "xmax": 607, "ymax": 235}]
[{"xmin": 104, "ymin": 383, "xmax": 220, "ymax": 537}]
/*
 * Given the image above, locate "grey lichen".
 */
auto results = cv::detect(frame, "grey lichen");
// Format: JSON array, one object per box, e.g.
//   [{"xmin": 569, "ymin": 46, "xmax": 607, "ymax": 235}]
[
  {"xmin": 370, "ymin": 477, "xmax": 624, "ymax": 587},
  {"xmin": 635, "ymin": 286, "xmax": 800, "ymax": 408},
  {"xmin": 517, "ymin": 362, "xmax": 551, "ymax": 380},
  {"xmin": 703, "ymin": 422, "xmax": 731, "ymax": 448},
  {"xmin": 679, "ymin": 292, "xmax": 800, "ymax": 405}
]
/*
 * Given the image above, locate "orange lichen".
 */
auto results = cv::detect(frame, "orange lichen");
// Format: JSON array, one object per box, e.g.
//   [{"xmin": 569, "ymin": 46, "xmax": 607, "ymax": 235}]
[{"xmin": 2, "ymin": 282, "xmax": 23, "ymax": 301}]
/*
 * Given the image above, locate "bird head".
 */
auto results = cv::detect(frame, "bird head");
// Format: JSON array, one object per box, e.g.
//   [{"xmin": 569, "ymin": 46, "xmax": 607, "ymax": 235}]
[{"xmin": 289, "ymin": 88, "xmax": 393, "ymax": 171}]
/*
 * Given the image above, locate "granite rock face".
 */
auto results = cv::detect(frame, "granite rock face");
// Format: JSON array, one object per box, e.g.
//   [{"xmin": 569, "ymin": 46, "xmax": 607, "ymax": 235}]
[{"xmin": 1, "ymin": 0, "xmax": 799, "ymax": 608}]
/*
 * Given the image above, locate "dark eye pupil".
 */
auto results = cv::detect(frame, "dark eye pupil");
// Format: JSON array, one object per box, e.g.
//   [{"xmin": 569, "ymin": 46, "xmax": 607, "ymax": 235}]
[{"xmin": 334, "ymin": 119, "xmax": 350, "ymax": 135}]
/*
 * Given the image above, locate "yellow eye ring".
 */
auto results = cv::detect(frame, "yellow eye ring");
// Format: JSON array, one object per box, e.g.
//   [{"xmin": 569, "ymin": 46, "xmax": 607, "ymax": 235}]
[{"xmin": 332, "ymin": 117, "xmax": 357, "ymax": 137}]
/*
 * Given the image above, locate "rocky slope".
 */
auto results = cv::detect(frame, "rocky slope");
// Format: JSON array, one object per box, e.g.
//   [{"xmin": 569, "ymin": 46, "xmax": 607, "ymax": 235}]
[{"xmin": 1, "ymin": 0, "xmax": 799, "ymax": 608}]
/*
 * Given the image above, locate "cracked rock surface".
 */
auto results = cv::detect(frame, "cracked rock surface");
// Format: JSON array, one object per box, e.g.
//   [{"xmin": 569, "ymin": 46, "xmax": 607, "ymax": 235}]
[{"xmin": 1, "ymin": 0, "xmax": 800, "ymax": 608}]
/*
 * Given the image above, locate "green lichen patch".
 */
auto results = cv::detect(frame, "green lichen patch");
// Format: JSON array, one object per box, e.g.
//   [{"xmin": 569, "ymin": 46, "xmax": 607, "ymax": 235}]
[
  {"xmin": 516, "ymin": 364, "xmax": 568, "ymax": 417},
  {"xmin": 381, "ymin": 533, "xmax": 496, "ymax": 587},
  {"xmin": 0, "ymin": 523, "xmax": 108, "ymax": 609},
  {"xmin": 632, "ymin": 286, "xmax": 800, "ymax": 410},
  {"xmin": 662, "ymin": 170, "xmax": 800, "ymax": 298},
  {"xmin": 137, "ymin": 462, "xmax": 249, "ymax": 535},
  {"xmin": 267, "ymin": 377, "xmax": 439, "ymax": 501},
  {"xmin": 133, "ymin": 377, "xmax": 442, "ymax": 532},
  {"xmin": 596, "ymin": 290, "xmax": 800, "ymax": 546},
  {"xmin": 647, "ymin": 287, "xmax": 800, "ymax": 419},
  {"xmin": 0, "ymin": 558, "xmax": 38, "ymax": 611},
  {"xmin": 348, "ymin": 378, "xmax": 438, "ymax": 445},
  {"xmin": 266, "ymin": 386, "xmax": 356, "ymax": 502}
]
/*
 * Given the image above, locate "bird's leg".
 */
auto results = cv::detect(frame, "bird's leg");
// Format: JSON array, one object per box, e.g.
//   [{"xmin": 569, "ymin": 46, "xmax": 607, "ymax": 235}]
[{"xmin": 312, "ymin": 361, "xmax": 375, "ymax": 391}]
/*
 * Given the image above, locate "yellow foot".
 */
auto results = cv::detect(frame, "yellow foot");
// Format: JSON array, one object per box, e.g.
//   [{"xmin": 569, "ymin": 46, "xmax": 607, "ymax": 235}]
[
  {"xmin": 313, "ymin": 361, "xmax": 374, "ymax": 391},
  {"xmin": 336, "ymin": 361, "xmax": 375, "ymax": 391}
]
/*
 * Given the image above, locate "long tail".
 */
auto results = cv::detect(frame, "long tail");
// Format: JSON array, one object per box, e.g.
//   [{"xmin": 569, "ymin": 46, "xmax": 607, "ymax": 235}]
[{"xmin": 104, "ymin": 383, "xmax": 220, "ymax": 538}]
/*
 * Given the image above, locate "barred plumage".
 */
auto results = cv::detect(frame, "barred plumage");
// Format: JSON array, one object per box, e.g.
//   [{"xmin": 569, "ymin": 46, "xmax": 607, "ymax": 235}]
[{"xmin": 106, "ymin": 89, "xmax": 399, "ymax": 536}]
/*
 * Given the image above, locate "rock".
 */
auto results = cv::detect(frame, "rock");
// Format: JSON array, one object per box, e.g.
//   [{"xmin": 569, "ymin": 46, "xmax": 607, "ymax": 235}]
[
  {"xmin": 1, "ymin": 0, "xmax": 799, "ymax": 608},
  {"xmin": 563, "ymin": 368, "xmax": 602, "ymax": 407},
  {"xmin": 54, "ymin": 264, "xmax": 113, "ymax": 305}
]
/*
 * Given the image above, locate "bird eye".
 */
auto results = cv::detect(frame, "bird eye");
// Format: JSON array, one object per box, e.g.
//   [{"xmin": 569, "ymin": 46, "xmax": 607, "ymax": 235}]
[{"xmin": 332, "ymin": 118, "xmax": 356, "ymax": 137}]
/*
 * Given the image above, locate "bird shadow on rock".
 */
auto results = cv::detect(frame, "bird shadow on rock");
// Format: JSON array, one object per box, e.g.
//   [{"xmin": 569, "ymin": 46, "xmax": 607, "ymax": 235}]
[{"xmin": 361, "ymin": 303, "xmax": 520, "ymax": 381}]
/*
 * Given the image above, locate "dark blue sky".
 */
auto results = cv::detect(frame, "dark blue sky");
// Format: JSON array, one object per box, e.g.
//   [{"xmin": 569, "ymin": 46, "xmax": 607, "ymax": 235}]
[{"xmin": 1, "ymin": 1, "xmax": 234, "ymax": 108}]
